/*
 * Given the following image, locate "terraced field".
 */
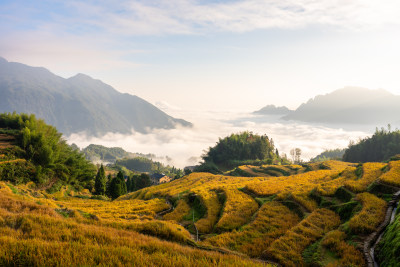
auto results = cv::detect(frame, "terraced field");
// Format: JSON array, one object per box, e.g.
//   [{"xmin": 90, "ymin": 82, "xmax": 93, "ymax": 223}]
[
  {"xmin": 123, "ymin": 159, "xmax": 400, "ymax": 266},
  {"xmin": 1, "ymin": 158, "xmax": 399, "ymax": 266}
]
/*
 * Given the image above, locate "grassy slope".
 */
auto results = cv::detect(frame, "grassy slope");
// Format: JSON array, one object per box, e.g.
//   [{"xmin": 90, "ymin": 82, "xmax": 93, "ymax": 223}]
[
  {"xmin": 1, "ymin": 159, "xmax": 400, "ymax": 266},
  {"xmin": 123, "ymin": 160, "xmax": 400, "ymax": 266},
  {"xmin": 0, "ymin": 182, "xmax": 270, "ymax": 267},
  {"xmin": 376, "ymin": 212, "xmax": 400, "ymax": 266}
]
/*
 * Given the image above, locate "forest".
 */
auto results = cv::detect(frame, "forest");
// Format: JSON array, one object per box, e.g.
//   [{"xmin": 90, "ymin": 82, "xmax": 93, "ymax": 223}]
[
  {"xmin": 0, "ymin": 112, "xmax": 95, "ymax": 191},
  {"xmin": 343, "ymin": 127, "xmax": 400, "ymax": 162}
]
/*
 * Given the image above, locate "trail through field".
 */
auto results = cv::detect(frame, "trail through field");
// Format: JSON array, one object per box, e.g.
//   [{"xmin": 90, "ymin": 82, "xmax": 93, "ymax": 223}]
[
  {"xmin": 0, "ymin": 134, "xmax": 15, "ymax": 149},
  {"xmin": 368, "ymin": 190, "xmax": 400, "ymax": 267},
  {"xmin": 0, "ymin": 159, "xmax": 26, "ymax": 165}
]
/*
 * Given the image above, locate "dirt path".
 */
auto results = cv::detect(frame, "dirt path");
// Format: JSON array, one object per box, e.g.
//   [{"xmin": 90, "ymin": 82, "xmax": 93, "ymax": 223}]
[
  {"xmin": 364, "ymin": 189, "xmax": 400, "ymax": 267},
  {"xmin": 0, "ymin": 159, "xmax": 26, "ymax": 165}
]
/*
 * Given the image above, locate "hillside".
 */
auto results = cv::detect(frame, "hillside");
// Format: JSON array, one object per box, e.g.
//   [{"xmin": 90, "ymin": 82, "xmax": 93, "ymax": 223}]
[
  {"xmin": 81, "ymin": 144, "xmax": 153, "ymax": 163},
  {"xmin": 123, "ymin": 159, "xmax": 400, "ymax": 266},
  {"xmin": 0, "ymin": 113, "xmax": 96, "ymax": 190},
  {"xmin": 0, "ymin": 182, "xmax": 268, "ymax": 266},
  {"xmin": 0, "ymin": 57, "xmax": 191, "ymax": 136},
  {"xmin": 1, "ymin": 115, "xmax": 400, "ymax": 266},
  {"xmin": 2, "ymin": 157, "xmax": 399, "ymax": 266},
  {"xmin": 283, "ymin": 87, "xmax": 400, "ymax": 125}
]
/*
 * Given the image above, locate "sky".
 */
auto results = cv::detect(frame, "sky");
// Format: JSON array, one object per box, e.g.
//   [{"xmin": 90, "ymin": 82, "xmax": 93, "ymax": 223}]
[{"xmin": 2, "ymin": 0, "xmax": 400, "ymax": 111}]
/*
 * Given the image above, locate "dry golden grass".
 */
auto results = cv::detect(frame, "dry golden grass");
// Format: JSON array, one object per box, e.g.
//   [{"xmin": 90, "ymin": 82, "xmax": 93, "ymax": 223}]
[
  {"xmin": 380, "ymin": 160, "xmax": 400, "ymax": 187},
  {"xmin": 265, "ymin": 208, "xmax": 341, "ymax": 267},
  {"xmin": 58, "ymin": 197, "xmax": 170, "ymax": 221},
  {"xmin": 215, "ymin": 188, "xmax": 259, "ymax": 231},
  {"xmin": 2, "ymin": 158, "xmax": 395, "ymax": 266},
  {"xmin": 238, "ymin": 165, "xmax": 270, "ymax": 177},
  {"xmin": 245, "ymin": 168, "xmax": 345, "ymax": 199},
  {"xmin": 345, "ymin": 162, "xmax": 386, "ymax": 192},
  {"xmin": 349, "ymin": 192, "xmax": 387, "ymax": 234},
  {"xmin": 322, "ymin": 230, "xmax": 365, "ymax": 267},
  {"xmin": 194, "ymin": 189, "xmax": 222, "ymax": 233},
  {"xmin": 163, "ymin": 199, "xmax": 191, "ymax": 222},
  {"xmin": 0, "ymin": 188, "xmax": 271, "ymax": 267},
  {"xmin": 204, "ymin": 201, "xmax": 300, "ymax": 257}
]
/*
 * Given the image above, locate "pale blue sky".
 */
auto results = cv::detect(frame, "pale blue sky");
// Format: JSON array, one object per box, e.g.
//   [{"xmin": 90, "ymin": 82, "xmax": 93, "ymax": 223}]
[{"xmin": 2, "ymin": 0, "xmax": 400, "ymax": 111}]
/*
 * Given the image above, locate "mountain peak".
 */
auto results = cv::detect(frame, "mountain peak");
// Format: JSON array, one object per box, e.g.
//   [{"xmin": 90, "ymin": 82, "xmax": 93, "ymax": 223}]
[
  {"xmin": 253, "ymin": 104, "xmax": 291, "ymax": 115},
  {"xmin": 0, "ymin": 59, "xmax": 192, "ymax": 136},
  {"xmin": 69, "ymin": 73, "xmax": 94, "ymax": 80},
  {"xmin": 283, "ymin": 86, "xmax": 400, "ymax": 125},
  {"xmin": 0, "ymin": 57, "xmax": 7, "ymax": 63}
]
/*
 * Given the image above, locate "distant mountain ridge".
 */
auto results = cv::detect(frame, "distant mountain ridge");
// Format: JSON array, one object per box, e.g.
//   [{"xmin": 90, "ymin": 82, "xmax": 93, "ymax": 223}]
[
  {"xmin": 283, "ymin": 87, "xmax": 400, "ymax": 125},
  {"xmin": 253, "ymin": 104, "xmax": 292, "ymax": 115},
  {"xmin": 0, "ymin": 57, "xmax": 191, "ymax": 136}
]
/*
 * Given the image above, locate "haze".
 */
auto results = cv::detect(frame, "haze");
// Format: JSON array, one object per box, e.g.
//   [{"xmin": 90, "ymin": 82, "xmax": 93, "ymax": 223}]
[{"xmin": 2, "ymin": 0, "xmax": 400, "ymax": 110}]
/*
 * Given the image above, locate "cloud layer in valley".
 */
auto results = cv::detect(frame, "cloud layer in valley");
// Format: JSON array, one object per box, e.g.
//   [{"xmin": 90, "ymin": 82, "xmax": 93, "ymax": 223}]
[{"xmin": 67, "ymin": 110, "xmax": 370, "ymax": 168}]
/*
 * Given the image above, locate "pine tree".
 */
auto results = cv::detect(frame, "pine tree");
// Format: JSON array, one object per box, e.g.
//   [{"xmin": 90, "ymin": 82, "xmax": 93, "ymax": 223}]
[
  {"xmin": 109, "ymin": 171, "xmax": 127, "ymax": 199},
  {"xmin": 94, "ymin": 164, "xmax": 106, "ymax": 195},
  {"xmin": 126, "ymin": 177, "xmax": 132, "ymax": 193},
  {"xmin": 105, "ymin": 174, "xmax": 112, "ymax": 197},
  {"xmin": 130, "ymin": 175, "xmax": 136, "ymax": 192},
  {"xmin": 136, "ymin": 173, "xmax": 151, "ymax": 190}
]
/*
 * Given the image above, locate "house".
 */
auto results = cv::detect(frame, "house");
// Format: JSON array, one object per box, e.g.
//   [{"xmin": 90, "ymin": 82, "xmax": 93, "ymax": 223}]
[{"xmin": 150, "ymin": 173, "xmax": 172, "ymax": 184}]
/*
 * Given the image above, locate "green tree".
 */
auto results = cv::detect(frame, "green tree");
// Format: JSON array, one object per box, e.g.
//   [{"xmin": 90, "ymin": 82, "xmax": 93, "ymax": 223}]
[
  {"xmin": 0, "ymin": 112, "xmax": 96, "ymax": 190},
  {"xmin": 200, "ymin": 131, "xmax": 285, "ymax": 170},
  {"xmin": 94, "ymin": 164, "xmax": 106, "ymax": 195},
  {"xmin": 109, "ymin": 171, "xmax": 127, "ymax": 199},
  {"xmin": 106, "ymin": 174, "xmax": 112, "ymax": 197},
  {"xmin": 135, "ymin": 173, "xmax": 152, "ymax": 190}
]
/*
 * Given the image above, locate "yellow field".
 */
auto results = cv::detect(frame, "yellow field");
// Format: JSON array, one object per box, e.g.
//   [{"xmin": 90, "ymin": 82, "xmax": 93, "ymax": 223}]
[
  {"xmin": 349, "ymin": 192, "xmax": 387, "ymax": 234},
  {"xmin": 203, "ymin": 201, "xmax": 300, "ymax": 257},
  {"xmin": 163, "ymin": 199, "xmax": 191, "ymax": 222},
  {"xmin": 266, "ymin": 208, "xmax": 341, "ymax": 266},
  {"xmin": 322, "ymin": 230, "xmax": 364, "ymax": 266},
  {"xmin": 215, "ymin": 188, "xmax": 258, "ymax": 231},
  {"xmin": 0, "ymin": 183, "xmax": 271, "ymax": 267},
  {"xmin": 344, "ymin": 162, "xmax": 386, "ymax": 192},
  {"xmin": 380, "ymin": 160, "xmax": 400, "ymax": 186},
  {"xmin": 1, "ymin": 158, "xmax": 399, "ymax": 266}
]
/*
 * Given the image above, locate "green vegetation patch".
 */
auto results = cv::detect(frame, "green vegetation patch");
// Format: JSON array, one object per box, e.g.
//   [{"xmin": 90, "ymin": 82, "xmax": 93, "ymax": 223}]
[
  {"xmin": 330, "ymin": 201, "xmax": 361, "ymax": 221},
  {"xmin": 255, "ymin": 195, "xmax": 275, "ymax": 206},
  {"xmin": 281, "ymin": 200, "xmax": 305, "ymax": 218},
  {"xmin": 262, "ymin": 166, "xmax": 290, "ymax": 176},
  {"xmin": 376, "ymin": 213, "xmax": 400, "ymax": 266},
  {"xmin": 334, "ymin": 187, "xmax": 354, "ymax": 202},
  {"xmin": 184, "ymin": 193, "xmax": 207, "ymax": 222}
]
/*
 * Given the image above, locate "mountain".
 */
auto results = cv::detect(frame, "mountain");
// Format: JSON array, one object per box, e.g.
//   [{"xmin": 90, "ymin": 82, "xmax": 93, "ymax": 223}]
[
  {"xmin": 283, "ymin": 87, "xmax": 400, "ymax": 125},
  {"xmin": 253, "ymin": 104, "xmax": 292, "ymax": 115},
  {"xmin": 81, "ymin": 144, "xmax": 154, "ymax": 163},
  {"xmin": 0, "ymin": 57, "xmax": 191, "ymax": 136}
]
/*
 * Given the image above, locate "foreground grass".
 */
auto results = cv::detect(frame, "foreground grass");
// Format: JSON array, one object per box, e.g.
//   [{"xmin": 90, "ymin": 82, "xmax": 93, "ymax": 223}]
[
  {"xmin": 0, "ymin": 184, "xmax": 270, "ymax": 267},
  {"xmin": 2, "ymin": 158, "xmax": 398, "ymax": 266}
]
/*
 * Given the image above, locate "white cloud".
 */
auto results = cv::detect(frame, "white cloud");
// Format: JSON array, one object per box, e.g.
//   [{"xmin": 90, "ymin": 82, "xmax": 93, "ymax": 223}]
[
  {"xmin": 66, "ymin": 110, "xmax": 370, "ymax": 168},
  {"xmin": 0, "ymin": 31, "xmax": 141, "ymax": 76},
  {"xmin": 54, "ymin": 0, "xmax": 400, "ymax": 35}
]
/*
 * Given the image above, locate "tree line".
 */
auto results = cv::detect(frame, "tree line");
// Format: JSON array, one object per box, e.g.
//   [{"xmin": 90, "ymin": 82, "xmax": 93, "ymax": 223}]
[
  {"xmin": 197, "ymin": 131, "xmax": 289, "ymax": 173},
  {"xmin": 94, "ymin": 164, "xmax": 152, "ymax": 199},
  {"xmin": 343, "ymin": 126, "xmax": 400, "ymax": 163}
]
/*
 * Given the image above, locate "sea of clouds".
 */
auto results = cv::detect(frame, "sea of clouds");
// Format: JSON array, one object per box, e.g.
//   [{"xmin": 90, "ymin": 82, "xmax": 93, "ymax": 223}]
[{"xmin": 67, "ymin": 109, "xmax": 371, "ymax": 168}]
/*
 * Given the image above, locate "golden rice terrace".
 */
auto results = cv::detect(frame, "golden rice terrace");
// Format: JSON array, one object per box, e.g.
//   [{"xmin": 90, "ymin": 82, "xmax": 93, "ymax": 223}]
[{"xmin": 1, "ymin": 159, "xmax": 400, "ymax": 266}]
